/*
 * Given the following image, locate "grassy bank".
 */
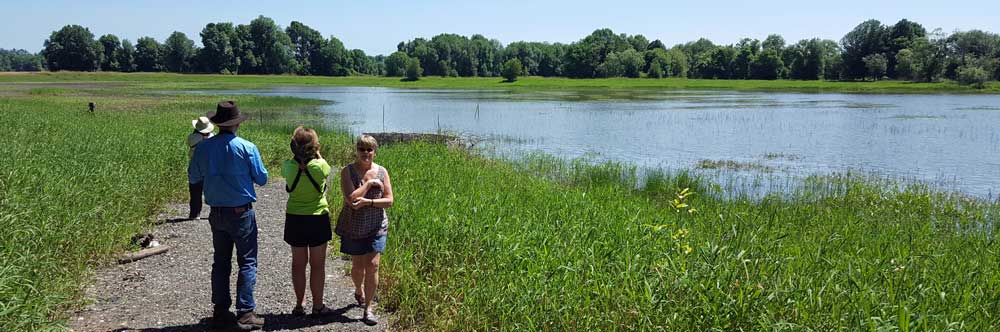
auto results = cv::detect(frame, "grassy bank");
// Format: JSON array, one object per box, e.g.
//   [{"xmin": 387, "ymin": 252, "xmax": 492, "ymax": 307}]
[
  {"xmin": 380, "ymin": 144, "xmax": 1000, "ymax": 330},
  {"xmin": 2, "ymin": 71, "xmax": 999, "ymax": 94},
  {"xmin": 0, "ymin": 88, "xmax": 349, "ymax": 331}
]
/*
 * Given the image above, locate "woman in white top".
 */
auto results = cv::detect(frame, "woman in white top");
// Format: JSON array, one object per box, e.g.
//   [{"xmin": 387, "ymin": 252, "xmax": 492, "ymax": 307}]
[{"xmin": 187, "ymin": 116, "xmax": 214, "ymax": 219}]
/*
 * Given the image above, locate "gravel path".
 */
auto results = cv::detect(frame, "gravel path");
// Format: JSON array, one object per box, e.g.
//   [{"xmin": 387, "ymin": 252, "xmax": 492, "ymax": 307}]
[{"xmin": 68, "ymin": 179, "xmax": 389, "ymax": 332}]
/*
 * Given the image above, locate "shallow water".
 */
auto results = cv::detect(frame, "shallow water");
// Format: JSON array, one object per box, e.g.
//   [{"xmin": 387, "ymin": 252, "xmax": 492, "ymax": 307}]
[{"xmin": 219, "ymin": 87, "xmax": 1000, "ymax": 199}]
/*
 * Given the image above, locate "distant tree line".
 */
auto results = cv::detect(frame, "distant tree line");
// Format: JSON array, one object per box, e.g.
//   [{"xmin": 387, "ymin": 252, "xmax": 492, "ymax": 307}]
[
  {"xmin": 10, "ymin": 17, "xmax": 1000, "ymax": 87},
  {"xmin": 36, "ymin": 16, "xmax": 383, "ymax": 76},
  {"xmin": 0, "ymin": 49, "xmax": 43, "ymax": 71}
]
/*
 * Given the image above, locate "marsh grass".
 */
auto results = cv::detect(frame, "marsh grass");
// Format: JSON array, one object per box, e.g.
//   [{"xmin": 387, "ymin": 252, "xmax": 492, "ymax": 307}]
[{"xmin": 378, "ymin": 143, "xmax": 1000, "ymax": 331}]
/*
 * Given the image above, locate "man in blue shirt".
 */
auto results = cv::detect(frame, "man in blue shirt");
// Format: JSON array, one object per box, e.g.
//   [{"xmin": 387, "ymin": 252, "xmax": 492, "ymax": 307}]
[{"xmin": 188, "ymin": 101, "xmax": 268, "ymax": 331}]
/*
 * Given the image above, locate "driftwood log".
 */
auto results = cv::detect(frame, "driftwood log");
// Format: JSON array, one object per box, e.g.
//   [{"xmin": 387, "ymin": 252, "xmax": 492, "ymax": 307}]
[{"xmin": 118, "ymin": 245, "xmax": 171, "ymax": 264}]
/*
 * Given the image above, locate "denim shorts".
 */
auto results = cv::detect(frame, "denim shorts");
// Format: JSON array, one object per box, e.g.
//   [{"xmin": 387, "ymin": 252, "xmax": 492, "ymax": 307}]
[{"xmin": 339, "ymin": 234, "xmax": 387, "ymax": 256}]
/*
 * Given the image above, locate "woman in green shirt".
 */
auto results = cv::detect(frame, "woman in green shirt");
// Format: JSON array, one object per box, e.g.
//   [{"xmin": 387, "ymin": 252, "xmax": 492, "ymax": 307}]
[{"xmin": 282, "ymin": 126, "xmax": 335, "ymax": 316}]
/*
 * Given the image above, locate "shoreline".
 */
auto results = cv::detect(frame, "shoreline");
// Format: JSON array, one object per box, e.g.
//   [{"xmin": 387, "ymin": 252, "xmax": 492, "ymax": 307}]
[{"xmin": 1, "ymin": 71, "xmax": 997, "ymax": 94}]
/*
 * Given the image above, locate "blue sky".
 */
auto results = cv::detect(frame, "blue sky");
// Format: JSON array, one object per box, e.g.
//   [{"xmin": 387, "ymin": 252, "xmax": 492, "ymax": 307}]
[{"xmin": 2, "ymin": 0, "xmax": 998, "ymax": 55}]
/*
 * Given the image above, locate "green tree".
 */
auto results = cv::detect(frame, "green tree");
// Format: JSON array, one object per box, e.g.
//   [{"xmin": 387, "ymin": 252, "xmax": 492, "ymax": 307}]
[
  {"xmin": 404, "ymin": 58, "xmax": 422, "ymax": 81},
  {"xmin": 98, "ymin": 34, "xmax": 121, "ymax": 71},
  {"xmin": 563, "ymin": 28, "xmax": 630, "ymax": 78},
  {"xmin": 819, "ymin": 39, "xmax": 843, "ymax": 80},
  {"xmin": 198, "ymin": 22, "xmax": 237, "ymax": 74},
  {"xmin": 787, "ymin": 39, "xmax": 825, "ymax": 80},
  {"xmin": 841, "ymin": 19, "xmax": 888, "ymax": 79},
  {"xmin": 42, "ymin": 24, "xmax": 101, "ymax": 71},
  {"xmin": 645, "ymin": 48, "xmax": 672, "ymax": 78},
  {"xmin": 311, "ymin": 36, "xmax": 350, "ymax": 76},
  {"xmin": 501, "ymin": 58, "xmax": 523, "ymax": 81},
  {"xmin": 237, "ymin": 16, "xmax": 297, "ymax": 74},
  {"xmin": 384, "ymin": 51, "xmax": 410, "ymax": 76},
  {"xmin": 894, "ymin": 48, "xmax": 916, "ymax": 81},
  {"xmin": 0, "ymin": 49, "xmax": 43, "ymax": 71},
  {"xmin": 751, "ymin": 48, "xmax": 784, "ymax": 80},
  {"xmin": 956, "ymin": 65, "xmax": 989, "ymax": 88},
  {"xmin": 627, "ymin": 34, "xmax": 650, "ymax": 52},
  {"xmin": 119, "ymin": 39, "xmax": 135, "ymax": 72},
  {"xmin": 647, "ymin": 39, "xmax": 666, "ymax": 51},
  {"xmin": 733, "ymin": 38, "xmax": 760, "ymax": 79},
  {"xmin": 664, "ymin": 48, "xmax": 689, "ymax": 78},
  {"xmin": 910, "ymin": 34, "xmax": 946, "ymax": 82},
  {"xmin": 886, "ymin": 19, "xmax": 927, "ymax": 78},
  {"xmin": 862, "ymin": 53, "xmax": 888, "ymax": 80},
  {"xmin": 163, "ymin": 31, "xmax": 196, "ymax": 72},
  {"xmin": 600, "ymin": 49, "xmax": 643, "ymax": 77},
  {"xmin": 134, "ymin": 37, "xmax": 163, "ymax": 72},
  {"xmin": 286, "ymin": 21, "xmax": 326, "ymax": 75}
]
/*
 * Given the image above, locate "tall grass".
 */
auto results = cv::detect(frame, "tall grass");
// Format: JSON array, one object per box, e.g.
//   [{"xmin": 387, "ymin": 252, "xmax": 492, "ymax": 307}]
[
  {"xmin": 0, "ymin": 91, "xmax": 343, "ymax": 331},
  {"xmin": 378, "ymin": 143, "xmax": 1000, "ymax": 331}
]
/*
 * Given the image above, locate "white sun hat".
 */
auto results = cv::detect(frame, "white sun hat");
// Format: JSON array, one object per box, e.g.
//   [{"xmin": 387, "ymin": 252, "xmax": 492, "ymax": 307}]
[{"xmin": 192, "ymin": 116, "xmax": 214, "ymax": 134}]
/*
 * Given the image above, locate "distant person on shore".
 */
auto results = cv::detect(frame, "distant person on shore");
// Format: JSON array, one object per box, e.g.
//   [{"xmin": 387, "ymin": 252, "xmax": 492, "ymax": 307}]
[
  {"xmin": 188, "ymin": 101, "xmax": 269, "ymax": 330},
  {"xmin": 337, "ymin": 134, "xmax": 394, "ymax": 325},
  {"xmin": 186, "ymin": 116, "xmax": 214, "ymax": 220},
  {"xmin": 281, "ymin": 126, "xmax": 336, "ymax": 316}
]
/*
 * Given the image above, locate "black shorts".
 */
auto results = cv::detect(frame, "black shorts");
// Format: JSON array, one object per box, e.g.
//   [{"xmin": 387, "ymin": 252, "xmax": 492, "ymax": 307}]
[{"xmin": 283, "ymin": 213, "xmax": 332, "ymax": 247}]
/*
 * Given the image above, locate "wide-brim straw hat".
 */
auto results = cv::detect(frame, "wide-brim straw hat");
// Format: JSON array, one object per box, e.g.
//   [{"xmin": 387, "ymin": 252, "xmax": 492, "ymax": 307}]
[
  {"xmin": 207, "ymin": 101, "xmax": 248, "ymax": 127},
  {"xmin": 192, "ymin": 116, "xmax": 214, "ymax": 134}
]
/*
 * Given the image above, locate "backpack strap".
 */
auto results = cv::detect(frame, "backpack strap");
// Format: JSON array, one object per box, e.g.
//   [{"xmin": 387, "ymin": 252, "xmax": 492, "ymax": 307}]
[
  {"xmin": 285, "ymin": 168, "xmax": 303, "ymax": 193},
  {"xmin": 286, "ymin": 163, "xmax": 325, "ymax": 193},
  {"xmin": 303, "ymin": 167, "xmax": 324, "ymax": 193}
]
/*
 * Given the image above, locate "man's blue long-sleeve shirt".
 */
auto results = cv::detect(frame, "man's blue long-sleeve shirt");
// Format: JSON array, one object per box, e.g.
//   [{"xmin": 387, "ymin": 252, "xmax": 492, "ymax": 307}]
[{"xmin": 188, "ymin": 132, "xmax": 268, "ymax": 207}]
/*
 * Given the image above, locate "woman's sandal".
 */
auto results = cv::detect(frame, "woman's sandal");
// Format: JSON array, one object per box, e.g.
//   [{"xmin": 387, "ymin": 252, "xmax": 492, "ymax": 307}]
[
  {"xmin": 291, "ymin": 305, "xmax": 305, "ymax": 316},
  {"xmin": 354, "ymin": 292, "xmax": 364, "ymax": 307},
  {"xmin": 311, "ymin": 304, "xmax": 336, "ymax": 316}
]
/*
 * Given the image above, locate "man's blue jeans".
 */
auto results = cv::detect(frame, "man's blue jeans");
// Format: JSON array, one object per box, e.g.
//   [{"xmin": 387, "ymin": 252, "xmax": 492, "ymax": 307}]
[{"xmin": 209, "ymin": 205, "xmax": 258, "ymax": 314}]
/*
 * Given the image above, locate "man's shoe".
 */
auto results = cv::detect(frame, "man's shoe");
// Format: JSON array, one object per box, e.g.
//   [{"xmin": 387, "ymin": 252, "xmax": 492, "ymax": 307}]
[
  {"xmin": 209, "ymin": 309, "xmax": 235, "ymax": 328},
  {"xmin": 236, "ymin": 311, "xmax": 265, "ymax": 331}
]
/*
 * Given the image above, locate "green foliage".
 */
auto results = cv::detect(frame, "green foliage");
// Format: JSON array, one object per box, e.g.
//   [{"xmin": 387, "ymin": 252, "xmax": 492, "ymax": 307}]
[
  {"xmin": 501, "ymin": 58, "xmax": 522, "ymax": 82},
  {"xmin": 599, "ymin": 48, "xmax": 643, "ymax": 78},
  {"xmin": 118, "ymin": 40, "xmax": 135, "ymax": 72},
  {"xmin": 42, "ymin": 25, "xmax": 101, "ymax": 71},
  {"xmin": 957, "ymin": 65, "xmax": 989, "ymax": 88},
  {"xmin": 895, "ymin": 48, "xmax": 917, "ymax": 81},
  {"xmin": 198, "ymin": 22, "xmax": 238, "ymax": 74},
  {"xmin": 134, "ymin": 37, "xmax": 163, "ymax": 72},
  {"xmin": 285, "ymin": 21, "xmax": 326, "ymax": 75},
  {"xmin": 863, "ymin": 53, "xmax": 888, "ymax": 80},
  {"xmin": 787, "ymin": 38, "xmax": 825, "ymax": 80},
  {"xmin": 841, "ymin": 19, "xmax": 888, "ymax": 80},
  {"xmin": 404, "ymin": 58, "xmax": 422, "ymax": 81},
  {"xmin": 887, "ymin": 19, "xmax": 927, "ymax": 78},
  {"xmin": 98, "ymin": 34, "xmax": 121, "ymax": 71},
  {"xmin": 750, "ymin": 48, "xmax": 784, "ymax": 80},
  {"xmin": 0, "ymin": 49, "xmax": 43, "ymax": 72},
  {"xmin": 240, "ymin": 16, "xmax": 297, "ymax": 74},
  {"xmin": 163, "ymin": 31, "xmax": 196, "ymax": 73},
  {"xmin": 384, "ymin": 51, "xmax": 410, "ymax": 77}
]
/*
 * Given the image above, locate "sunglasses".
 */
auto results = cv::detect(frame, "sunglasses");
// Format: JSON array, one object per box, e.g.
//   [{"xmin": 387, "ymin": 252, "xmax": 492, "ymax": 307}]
[{"xmin": 357, "ymin": 147, "xmax": 374, "ymax": 153}]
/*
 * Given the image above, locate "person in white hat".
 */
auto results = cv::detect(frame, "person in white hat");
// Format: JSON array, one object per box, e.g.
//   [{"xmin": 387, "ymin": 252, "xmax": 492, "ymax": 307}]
[{"xmin": 187, "ymin": 116, "xmax": 214, "ymax": 220}]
